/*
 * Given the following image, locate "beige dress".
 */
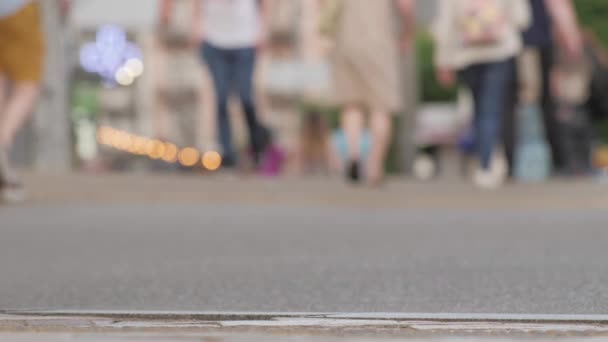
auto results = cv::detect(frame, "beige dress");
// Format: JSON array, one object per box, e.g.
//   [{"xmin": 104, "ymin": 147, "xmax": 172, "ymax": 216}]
[{"xmin": 333, "ymin": 0, "xmax": 402, "ymax": 114}]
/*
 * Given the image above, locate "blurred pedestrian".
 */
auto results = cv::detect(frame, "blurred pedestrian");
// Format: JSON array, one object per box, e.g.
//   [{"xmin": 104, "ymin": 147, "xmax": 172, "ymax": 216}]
[
  {"xmin": 293, "ymin": 111, "xmax": 371, "ymax": 177},
  {"xmin": 153, "ymin": 0, "xmax": 202, "ymax": 150},
  {"xmin": 295, "ymin": 111, "xmax": 332, "ymax": 175},
  {"xmin": 0, "ymin": 0, "xmax": 58, "ymax": 202},
  {"xmin": 551, "ymin": 46, "xmax": 593, "ymax": 175},
  {"xmin": 583, "ymin": 29, "xmax": 608, "ymax": 124},
  {"xmin": 504, "ymin": 0, "xmax": 583, "ymax": 175},
  {"xmin": 191, "ymin": 0, "xmax": 271, "ymax": 169},
  {"xmin": 433, "ymin": 0, "xmax": 531, "ymax": 189},
  {"xmin": 327, "ymin": 0, "xmax": 415, "ymax": 185}
]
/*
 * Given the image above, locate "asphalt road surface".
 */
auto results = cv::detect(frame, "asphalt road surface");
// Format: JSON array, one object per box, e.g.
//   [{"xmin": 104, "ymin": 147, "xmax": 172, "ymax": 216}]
[{"xmin": 1, "ymin": 174, "xmax": 608, "ymax": 315}]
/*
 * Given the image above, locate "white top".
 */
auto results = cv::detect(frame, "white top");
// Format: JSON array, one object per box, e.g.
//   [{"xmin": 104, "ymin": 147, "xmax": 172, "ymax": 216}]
[
  {"xmin": 203, "ymin": 0, "xmax": 260, "ymax": 49},
  {"xmin": 433, "ymin": 0, "xmax": 531, "ymax": 69},
  {"xmin": 0, "ymin": 0, "xmax": 29, "ymax": 19}
]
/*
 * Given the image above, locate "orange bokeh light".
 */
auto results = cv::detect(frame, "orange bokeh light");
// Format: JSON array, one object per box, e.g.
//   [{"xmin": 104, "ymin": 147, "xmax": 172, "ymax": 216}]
[
  {"xmin": 178, "ymin": 147, "xmax": 200, "ymax": 167},
  {"xmin": 202, "ymin": 151, "xmax": 222, "ymax": 171}
]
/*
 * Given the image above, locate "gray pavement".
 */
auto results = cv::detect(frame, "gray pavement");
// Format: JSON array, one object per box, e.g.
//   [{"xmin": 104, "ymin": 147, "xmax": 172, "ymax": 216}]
[{"xmin": 1, "ymin": 173, "xmax": 608, "ymax": 315}]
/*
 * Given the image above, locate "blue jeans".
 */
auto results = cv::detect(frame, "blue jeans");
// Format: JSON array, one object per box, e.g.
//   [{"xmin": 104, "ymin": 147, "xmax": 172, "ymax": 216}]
[
  {"xmin": 459, "ymin": 59, "xmax": 512, "ymax": 170},
  {"xmin": 201, "ymin": 42, "xmax": 265, "ymax": 164}
]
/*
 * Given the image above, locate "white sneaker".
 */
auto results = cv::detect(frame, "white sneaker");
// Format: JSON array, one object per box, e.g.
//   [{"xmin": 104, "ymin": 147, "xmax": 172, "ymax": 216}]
[
  {"xmin": 473, "ymin": 168, "xmax": 504, "ymax": 190},
  {"xmin": 470, "ymin": 147, "xmax": 508, "ymax": 190}
]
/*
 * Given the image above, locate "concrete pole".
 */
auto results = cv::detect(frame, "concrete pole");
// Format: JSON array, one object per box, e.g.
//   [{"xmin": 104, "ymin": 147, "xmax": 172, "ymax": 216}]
[
  {"xmin": 32, "ymin": 0, "xmax": 72, "ymax": 172},
  {"xmin": 399, "ymin": 47, "xmax": 419, "ymax": 175}
]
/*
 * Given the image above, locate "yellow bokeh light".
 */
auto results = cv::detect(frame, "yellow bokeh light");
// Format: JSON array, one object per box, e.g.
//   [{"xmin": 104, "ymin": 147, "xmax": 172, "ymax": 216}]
[
  {"xmin": 132, "ymin": 137, "xmax": 148, "ymax": 155},
  {"xmin": 97, "ymin": 126, "xmax": 112, "ymax": 145},
  {"xmin": 118, "ymin": 132, "xmax": 134, "ymax": 151},
  {"xmin": 202, "ymin": 151, "xmax": 222, "ymax": 171},
  {"xmin": 178, "ymin": 147, "xmax": 200, "ymax": 167},
  {"xmin": 162, "ymin": 143, "xmax": 178, "ymax": 163},
  {"xmin": 149, "ymin": 140, "xmax": 165, "ymax": 160},
  {"xmin": 594, "ymin": 147, "xmax": 608, "ymax": 168},
  {"xmin": 111, "ymin": 131, "xmax": 125, "ymax": 149},
  {"xmin": 144, "ymin": 139, "xmax": 156, "ymax": 156}
]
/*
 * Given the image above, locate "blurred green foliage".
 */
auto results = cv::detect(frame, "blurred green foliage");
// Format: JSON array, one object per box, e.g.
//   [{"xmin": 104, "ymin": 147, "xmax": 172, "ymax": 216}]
[
  {"xmin": 575, "ymin": 0, "xmax": 608, "ymax": 142},
  {"xmin": 574, "ymin": 0, "xmax": 608, "ymax": 47},
  {"xmin": 416, "ymin": 31, "xmax": 457, "ymax": 103}
]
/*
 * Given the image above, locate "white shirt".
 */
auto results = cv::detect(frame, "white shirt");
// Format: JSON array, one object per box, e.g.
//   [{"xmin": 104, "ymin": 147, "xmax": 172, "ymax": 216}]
[
  {"xmin": 0, "ymin": 0, "xmax": 29, "ymax": 19},
  {"xmin": 203, "ymin": 0, "xmax": 260, "ymax": 49}
]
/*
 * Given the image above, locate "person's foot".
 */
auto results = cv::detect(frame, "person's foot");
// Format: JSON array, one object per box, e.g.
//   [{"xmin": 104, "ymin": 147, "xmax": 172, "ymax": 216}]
[
  {"xmin": 220, "ymin": 155, "xmax": 237, "ymax": 170},
  {"xmin": 473, "ymin": 168, "xmax": 504, "ymax": 190},
  {"xmin": 0, "ymin": 148, "xmax": 26, "ymax": 204},
  {"xmin": 252, "ymin": 126, "xmax": 273, "ymax": 167},
  {"xmin": 346, "ymin": 160, "xmax": 361, "ymax": 184},
  {"xmin": 1, "ymin": 180, "xmax": 26, "ymax": 204},
  {"xmin": 366, "ymin": 164, "xmax": 386, "ymax": 187}
]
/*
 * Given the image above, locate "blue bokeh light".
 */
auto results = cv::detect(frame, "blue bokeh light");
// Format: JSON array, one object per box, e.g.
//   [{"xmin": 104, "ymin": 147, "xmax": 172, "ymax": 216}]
[{"xmin": 79, "ymin": 25, "xmax": 144, "ymax": 86}]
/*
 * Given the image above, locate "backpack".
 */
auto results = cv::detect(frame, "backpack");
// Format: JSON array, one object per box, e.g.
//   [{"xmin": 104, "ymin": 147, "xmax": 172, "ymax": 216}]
[{"xmin": 458, "ymin": 0, "xmax": 506, "ymax": 47}]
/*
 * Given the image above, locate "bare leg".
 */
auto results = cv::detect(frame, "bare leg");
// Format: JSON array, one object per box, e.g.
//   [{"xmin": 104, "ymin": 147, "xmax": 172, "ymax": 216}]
[
  {"xmin": 0, "ymin": 80, "xmax": 37, "ymax": 202},
  {"xmin": 367, "ymin": 110, "xmax": 392, "ymax": 184},
  {"xmin": 0, "ymin": 82, "xmax": 40, "ymax": 148},
  {"xmin": 0, "ymin": 75, "xmax": 6, "ymax": 115},
  {"xmin": 341, "ymin": 105, "xmax": 364, "ymax": 161},
  {"xmin": 341, "ymin": 105, "xmax": 365, "ymax": 182}
]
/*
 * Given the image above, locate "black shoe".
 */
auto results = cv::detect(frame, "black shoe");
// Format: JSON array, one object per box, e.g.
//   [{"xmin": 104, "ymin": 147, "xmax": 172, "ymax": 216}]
[
  {"xmin": 221, "ymin": 155, "xmax": 237, "ymax": 169},
  {"xmin": 346, "ymin": 160, "xmax": 361, "ymax": 183},
  {"xmin": 251, "ymin": 126, "xmax": 273, "ymax": 167}
]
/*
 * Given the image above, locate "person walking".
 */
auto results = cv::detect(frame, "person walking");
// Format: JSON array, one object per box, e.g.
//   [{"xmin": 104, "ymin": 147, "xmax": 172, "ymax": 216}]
[
  {"xmin": 0, "ymin": 0, "xmax": 47, "ymax": 202},
  {"xmin": 153, "ymin": 0, "xmax": 202, "ymax": 150},
  {"xmin": 330, "ymin": 0, "xmax": 415, "ymax": 185},
  {"xmin": 504, "ymin": 0, "xmax": 583, "ymax": 175},
  {"xmin": 433, "ymin": 0, "xmax": 531, "ymax": 189},
  {"xmin": 191, "ymin": 0, "xmax": 270, "ymax": 168}
]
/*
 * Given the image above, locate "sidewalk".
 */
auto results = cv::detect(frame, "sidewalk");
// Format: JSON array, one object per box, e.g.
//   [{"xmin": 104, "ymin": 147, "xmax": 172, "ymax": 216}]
[{"xmin": 22, "ymin": 172, "xmax": 608, "ymax": 210}]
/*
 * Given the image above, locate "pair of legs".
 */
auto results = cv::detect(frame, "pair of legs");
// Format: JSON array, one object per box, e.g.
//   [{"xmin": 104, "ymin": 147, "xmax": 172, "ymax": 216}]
[
  {"xmin": 0, "ymin": 1, "xmax": 44, "ymax": 201},
  {"xmin": 0, "ymin": 74, "xmax": 40, "ymax": 198},
  {"xmin": 341, "ymin": 106, "xmax": 392, "ymax": 183},
  {"xmin": 459, "ymin": 59, "xmax": 512, "ymax": 170},
  {"xmin": 202, "ymin": 42, "xmax": 267, "ymax": 166},
  {"xmin": 152, "ymin": 43, "xmax": 200, "ymax": 147},
  {"xmin": 504, "ymin": 45, "xmax": 564, "ymax": 174},
  {"xmin": 0, "ymin": 75, "xmax": 40, "ymax": 149}
]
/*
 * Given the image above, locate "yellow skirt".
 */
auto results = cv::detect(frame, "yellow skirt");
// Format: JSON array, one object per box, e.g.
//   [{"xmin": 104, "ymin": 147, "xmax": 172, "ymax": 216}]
[{"xmin": 0, "ymin": 2, "xmax": 45, "ymax": 82}]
